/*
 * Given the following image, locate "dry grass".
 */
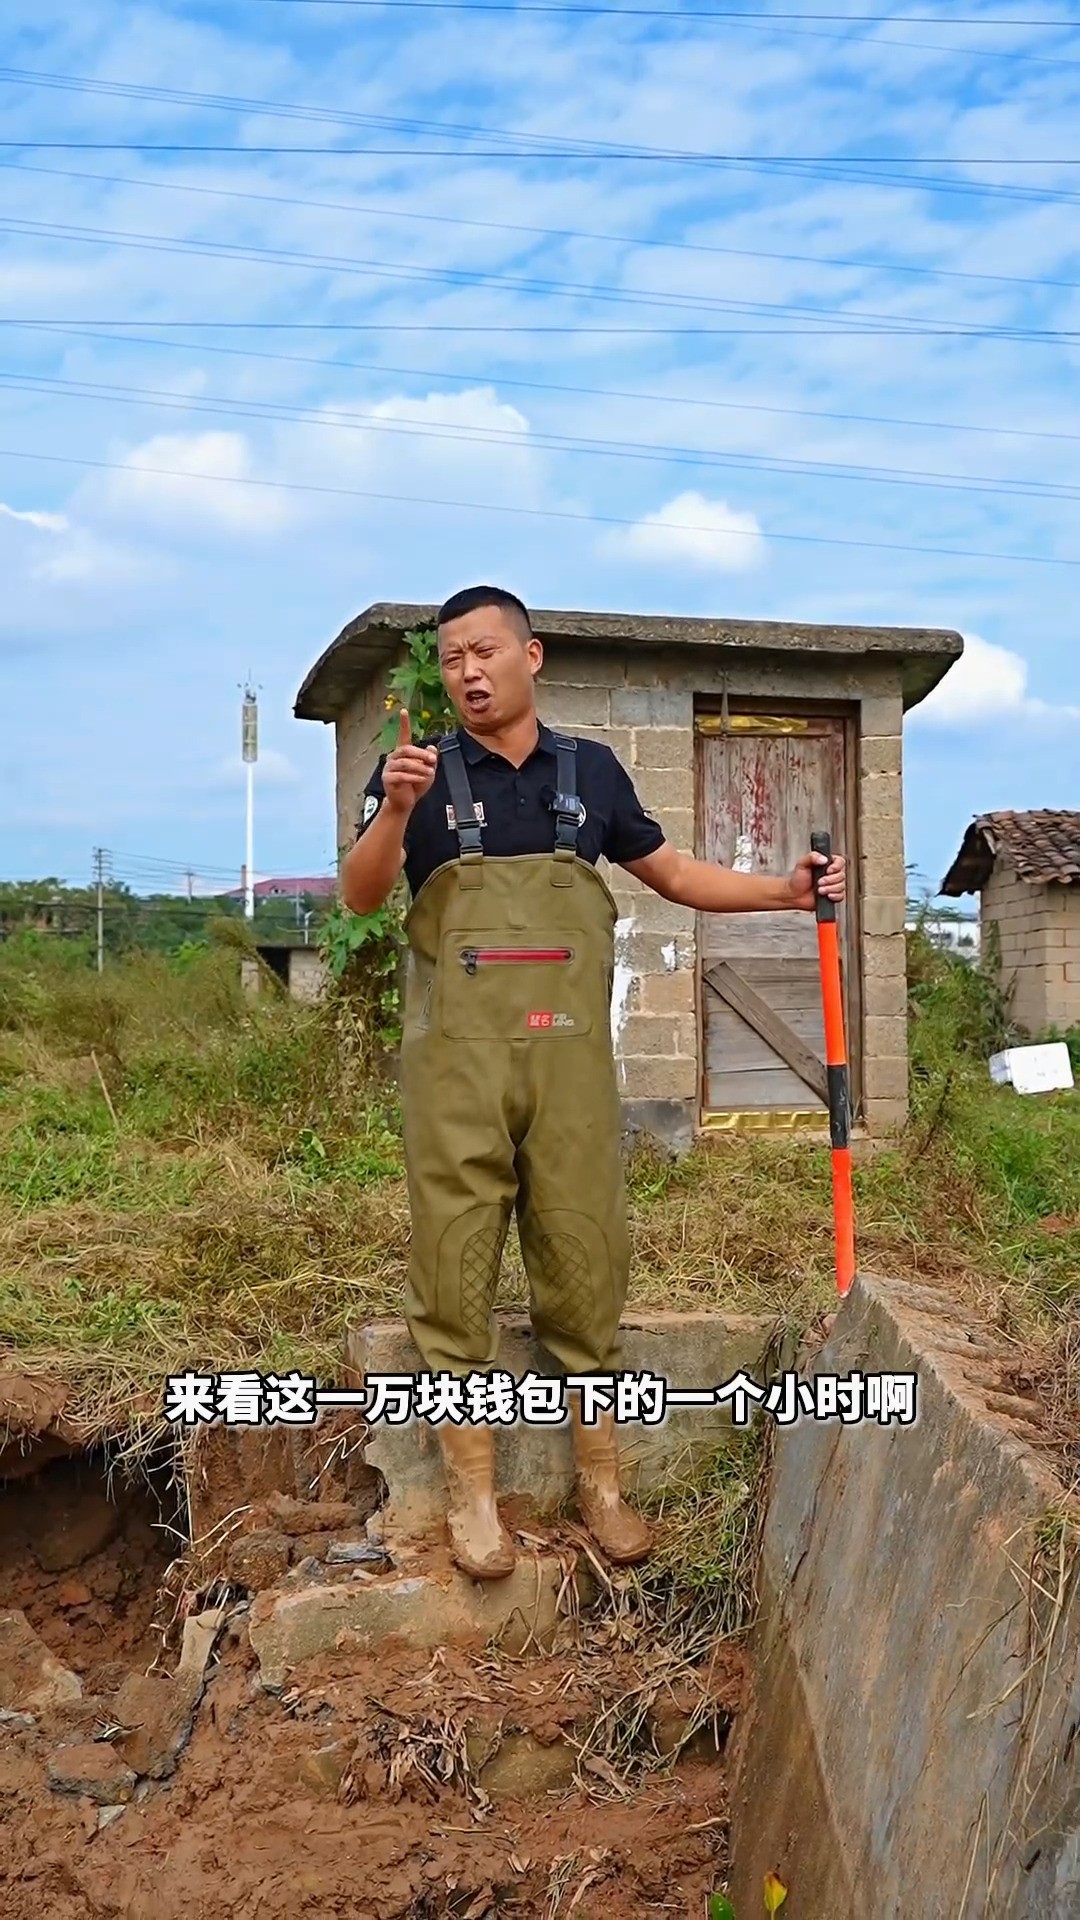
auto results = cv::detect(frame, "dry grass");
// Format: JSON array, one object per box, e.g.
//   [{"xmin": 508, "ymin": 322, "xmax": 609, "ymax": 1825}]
[
  {"xmin": 1, "ymin": 935, "xmax": 1079, "ymax": 1450},
  {"xmin": 547, "ymin": 1429, "xmax": 769, "ymax": 1792}
]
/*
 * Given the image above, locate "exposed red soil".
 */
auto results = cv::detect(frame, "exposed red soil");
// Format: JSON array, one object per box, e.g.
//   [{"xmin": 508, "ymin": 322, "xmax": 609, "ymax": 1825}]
[
  {"xmin": 0, "ymin": 1627, "xmax": 742, "ymax": 1919},
  {"xmin": 0, "ymin": 1452, "xmax": 177, "ymax": 1687},
  {"xmin": 1, "ymin": 1412, "xmax": 744, "ymax": 1920}
]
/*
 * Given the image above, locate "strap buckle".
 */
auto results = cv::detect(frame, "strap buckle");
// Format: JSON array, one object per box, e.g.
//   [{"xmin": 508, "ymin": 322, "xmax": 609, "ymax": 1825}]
[
  {"xmin": 552, "ymin": 736, "xmax": 581, "ymax": 861},
  {"xmin": 438, "ymin": 734, "xmax": 485, "ymax": 864}
]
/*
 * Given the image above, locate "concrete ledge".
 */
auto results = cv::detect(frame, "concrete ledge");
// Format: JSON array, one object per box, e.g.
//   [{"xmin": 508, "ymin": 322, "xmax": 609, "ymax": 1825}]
[
  {"xmin": 344, "ymin": 1311, "xmax": 784, "ymax": 1532},
  {"xmin": 729, "ymin": 1272, "xmax": 1080, "ymax": 1920},
  {"xmin": 248, "ymin": 1557, "xmax": 572, "ymax": 1689}
]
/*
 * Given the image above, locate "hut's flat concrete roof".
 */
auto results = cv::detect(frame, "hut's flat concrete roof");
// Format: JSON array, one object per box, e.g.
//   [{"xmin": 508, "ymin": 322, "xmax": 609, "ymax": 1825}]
[{"xmin": 294, "ymin": 601, "xmax": 963, "ymax": 723}]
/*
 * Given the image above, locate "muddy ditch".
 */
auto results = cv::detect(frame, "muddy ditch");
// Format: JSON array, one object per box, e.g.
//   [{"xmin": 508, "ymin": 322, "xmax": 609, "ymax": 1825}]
[
  {"xmin": 6, "ymin": 1272, "xmax": 1076, "ymax": 1919},
  {"xmin": 1, "ymin": 1398, "xmax": 746, "ymax": 1920}
]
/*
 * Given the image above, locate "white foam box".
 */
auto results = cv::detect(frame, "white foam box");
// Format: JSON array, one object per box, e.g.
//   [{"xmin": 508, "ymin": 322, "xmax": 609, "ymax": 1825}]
[{"xmin": 988, "ymin": 1043, "xmax": 1075, "ymax": 1095}]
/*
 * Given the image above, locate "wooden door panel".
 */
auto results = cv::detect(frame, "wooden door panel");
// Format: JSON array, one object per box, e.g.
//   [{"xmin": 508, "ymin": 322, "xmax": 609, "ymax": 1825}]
[
  {"xmin": 706, "ymin": 1063, "xmax": 825, "ymax": 1111},
  {"xmin": 698, "ymin": 726, "xmax": 844, "ymax": 962},
  {"xmin": 704, "ymin": 1004, "xmax": 829, "ymax": 1070},
  {"xmin": 696, "ymin": 717, "xmax": 851, "ymax": 1117},
  {"xmin": 703, "ymin": 1067, "xmax": 818, "ymax": 1113}
]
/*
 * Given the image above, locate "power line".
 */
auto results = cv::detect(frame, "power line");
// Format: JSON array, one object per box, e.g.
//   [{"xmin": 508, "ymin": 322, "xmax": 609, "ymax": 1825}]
[
  {"xmin": 85, "ymin": 5, "xmax": 1080, "ymax": 69},
  {"xmin": 1, "ymin": 441, "xmax": 1077, "ymax": 569},
  {"xmin": 5, "ymin": 136, "xmax": 1080, "ymax": 166},
  {"xmin": 9, "ymin": 314, "xmax": 1079, "ymax": 344},
  {"xmin": 232, "ymin": 6, "xmax": 1080, "ymax": 20},
  {"xmin": 5, "ymin": 213, "xmax": 1078, "ymax": 339},
  {"xmin": 3, "ymin": 67, "xmax": 1080, "ymax": 188},
  {"xmin": 7, "ymin": 365, "xmax": 1080, "ymax": 507},
  {"xmin": 105, "ymin": 848, "xmax": 245, "ymax": 879},
  {"xmin": 7, "ymin": 157, "xmax": 1080, "ymax": 300},
  {"xmin": 16, "ymin": 320, "xmax": 1080, "ymax": 448},
  {"xmin": 5, "ymin": 314, "xmax": 1078, "ymax": 340},
  {"xmin": 6, "ymin": 142, "xmax": 1080, "ymax": 213},
  {"xmin": 6, "ymin": 897, "xmax": 307, "ymax": 913}
]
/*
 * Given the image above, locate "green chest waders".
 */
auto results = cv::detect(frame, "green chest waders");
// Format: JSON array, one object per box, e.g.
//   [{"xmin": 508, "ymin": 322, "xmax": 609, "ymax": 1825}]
[{"xmin": 399, "ymin": 733, "xmax": 631, "ymax": 1383}]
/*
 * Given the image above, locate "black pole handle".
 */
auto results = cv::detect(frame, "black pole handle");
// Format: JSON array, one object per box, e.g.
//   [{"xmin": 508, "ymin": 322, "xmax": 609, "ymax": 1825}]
[{"xmin": 811, "ymin": 829, "xmax": 835, "ymax": 923}]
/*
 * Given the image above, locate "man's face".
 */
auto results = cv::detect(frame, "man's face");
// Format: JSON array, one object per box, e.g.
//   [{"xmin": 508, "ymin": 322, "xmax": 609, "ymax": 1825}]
[{"xmin": 438, "ymin": 605, "xmax": 543, "ymax": 734}]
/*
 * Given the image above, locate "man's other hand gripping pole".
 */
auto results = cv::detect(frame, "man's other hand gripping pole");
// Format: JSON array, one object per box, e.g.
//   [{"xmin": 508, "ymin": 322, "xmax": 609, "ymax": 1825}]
[{"xmin": 811, "ymin": 830, "xmax": 856, "ymax": 1298}]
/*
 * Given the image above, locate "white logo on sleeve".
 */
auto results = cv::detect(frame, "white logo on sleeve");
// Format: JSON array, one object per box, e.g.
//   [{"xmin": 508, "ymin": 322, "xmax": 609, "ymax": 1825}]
[{"xmin": 362, "ymin": 794, "xmax": 380, "ymax": 827}]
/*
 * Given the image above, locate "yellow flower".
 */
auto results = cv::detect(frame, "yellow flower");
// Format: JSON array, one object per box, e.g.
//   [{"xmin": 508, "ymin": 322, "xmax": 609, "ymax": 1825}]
[{"xmin": 763, "ymin": 1874, "xmax": 787, "ymax": 1913}]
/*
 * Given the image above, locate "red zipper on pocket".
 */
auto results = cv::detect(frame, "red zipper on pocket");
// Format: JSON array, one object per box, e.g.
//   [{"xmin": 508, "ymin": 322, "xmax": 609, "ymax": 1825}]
[{"xmin": 460, "ymin": 946, "xmax": 572, "ymax": 975}]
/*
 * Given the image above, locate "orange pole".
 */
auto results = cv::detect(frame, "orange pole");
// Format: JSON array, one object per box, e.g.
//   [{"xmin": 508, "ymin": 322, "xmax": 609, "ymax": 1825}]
[{"xmin": 811, "ymin": 830, "xmax": 856, "ymax": 1297}]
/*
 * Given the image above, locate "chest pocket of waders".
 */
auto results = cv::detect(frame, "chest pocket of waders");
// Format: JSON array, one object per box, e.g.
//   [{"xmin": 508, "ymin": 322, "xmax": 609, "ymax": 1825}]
[{"xmin": 438, "ymin": 934, "xmax": 595, "ymax": 1042}]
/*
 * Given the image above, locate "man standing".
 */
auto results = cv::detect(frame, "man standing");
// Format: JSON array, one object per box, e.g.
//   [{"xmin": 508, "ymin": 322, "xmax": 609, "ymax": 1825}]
[{"xmin": 341, "ymin": 586, "xmax": 846, "ymax": 1581}]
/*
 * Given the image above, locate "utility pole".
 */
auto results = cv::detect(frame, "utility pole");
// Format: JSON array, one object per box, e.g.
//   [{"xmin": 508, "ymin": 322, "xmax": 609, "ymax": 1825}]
[
  {"xmin": 241, "ymin": 682, "xmax": 258, "ymax": 921},
  {"xmin": 185, "ymin": 869, "xmax": 194, "ymax": 901},
  {"xmin": 92, "ymin": 847, "xmax": 106, "ymax": 972}
]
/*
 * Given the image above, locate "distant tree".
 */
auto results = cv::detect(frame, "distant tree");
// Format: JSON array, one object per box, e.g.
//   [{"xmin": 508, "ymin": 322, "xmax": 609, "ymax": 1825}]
[{"xmin": 0, "ymin": 879, "xmax": 333, "ymax": 960}]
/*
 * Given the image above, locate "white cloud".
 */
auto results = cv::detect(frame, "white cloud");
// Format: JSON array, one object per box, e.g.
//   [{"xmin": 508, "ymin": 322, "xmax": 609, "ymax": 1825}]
[
  {"xmin": 281, "ymin": 386, "xmax": 540, "ymax": 505},
  {"xmin": 369, "ymin": 388, "xmax": 530, "ymax": 440},
  {"xmin": 36, "ymin": 528, "xmax": 154, "ymax": 588},
  {"xmin": 916, "ymin": 633, "xmax": 1080, "ymax": 729},
  {"xmin": 613, "ymin": 491, "xmax": 765, "ymax": 573},
  {"xmin": 0, "ymin": 497, "xmax": 152, "ymax": 597},
  {"xmin": 0, "ymin": 503, "xmax": 69, "ymax": 534},
  {"xmin": 101, "ymin": 433, "xmax": 291, "ymax": 535}
]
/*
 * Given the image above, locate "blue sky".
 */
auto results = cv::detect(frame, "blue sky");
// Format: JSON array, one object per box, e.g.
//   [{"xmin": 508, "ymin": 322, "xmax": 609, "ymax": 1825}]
[{"xmin": 1, "ymin": 0, "xmax": 1078, "ymax": 902}]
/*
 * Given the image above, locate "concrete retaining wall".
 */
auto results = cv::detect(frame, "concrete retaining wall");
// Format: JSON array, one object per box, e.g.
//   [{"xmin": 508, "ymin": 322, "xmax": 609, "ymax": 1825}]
[{"xmin": 729, "ymin": 1273, "xmax": 1080, "ymax": 1920}]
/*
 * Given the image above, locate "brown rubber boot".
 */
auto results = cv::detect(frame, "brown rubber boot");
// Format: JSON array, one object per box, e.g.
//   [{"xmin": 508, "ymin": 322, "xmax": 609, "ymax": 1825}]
[
  {"xmin": 569, "ymin": 1402, "xmax": 652, "ymax": 1566},
  {"xmin": 436, "ymin": 1422, "xmax": 517, "ymax": 1580}
]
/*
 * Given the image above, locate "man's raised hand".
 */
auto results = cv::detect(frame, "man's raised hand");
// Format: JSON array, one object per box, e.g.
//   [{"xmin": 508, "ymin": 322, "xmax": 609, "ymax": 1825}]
[{"xmin": 382, "ymin": 707, "xmax": 439, "ymax": 817}]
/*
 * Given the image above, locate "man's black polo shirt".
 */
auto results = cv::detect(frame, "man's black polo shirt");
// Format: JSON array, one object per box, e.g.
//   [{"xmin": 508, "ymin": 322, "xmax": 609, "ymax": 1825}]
[{"xmin": 356, "ymin": 721, "xmax": 665, "ymax": 899}]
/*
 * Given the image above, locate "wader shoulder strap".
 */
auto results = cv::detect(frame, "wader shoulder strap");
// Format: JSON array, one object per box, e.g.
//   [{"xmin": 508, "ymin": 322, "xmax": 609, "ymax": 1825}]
[
  {"xmin": 438, "ymin": 734, "xmax": 484, "ymax": 886},
  {"xmin": 551, "ymin": 733, "xmax": 580, "ymax": 884}
]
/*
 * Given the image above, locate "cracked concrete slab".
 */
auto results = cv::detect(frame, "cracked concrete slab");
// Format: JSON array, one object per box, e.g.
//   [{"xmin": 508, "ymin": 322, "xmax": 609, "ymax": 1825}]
[{"xmin": 248, "ymin": 1556, "xmax": 575, "ymax": 1690}]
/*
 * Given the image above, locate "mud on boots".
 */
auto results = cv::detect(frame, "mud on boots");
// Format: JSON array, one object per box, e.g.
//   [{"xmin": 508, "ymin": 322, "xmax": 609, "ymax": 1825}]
[{"xmin": 341, "ymin": 585, "xmax": 847, "ymax": 1580}]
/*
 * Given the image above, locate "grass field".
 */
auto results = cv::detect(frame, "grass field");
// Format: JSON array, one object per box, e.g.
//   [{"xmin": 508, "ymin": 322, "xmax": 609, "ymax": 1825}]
[{"xmin": 1, "ymin": 927, "xmax": 1078, "ymax": 1453}]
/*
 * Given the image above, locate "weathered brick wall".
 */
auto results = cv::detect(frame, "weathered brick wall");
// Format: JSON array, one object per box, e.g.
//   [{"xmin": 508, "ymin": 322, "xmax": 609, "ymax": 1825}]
[
  {"xmin": 536, "ymin": 652, "xmax": 696, "ymax": 1136},
  {"xmin": 854, "ymin": 694, "xmax": 907, "ymax": 1134},
  {"xmin": 289, "ymin": 948, "xmax": 329, "ymax": 1005},
  {"xmin": 335, "ymin": 676, "xmax": 390, "ymax": 859},
  {"xmin": 537, "ymin": 642, "xmax": 909, "ymax": 1142},
  {"xmin": 983, "ymin": 867, "xmax": 1080, "ymax": 1035},
  {"xmin": 1066, "ymin": 891, "xmax": 1080, "ymax": 1028}
]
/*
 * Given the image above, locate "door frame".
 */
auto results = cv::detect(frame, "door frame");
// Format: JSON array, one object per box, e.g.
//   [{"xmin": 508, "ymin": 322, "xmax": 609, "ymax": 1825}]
[{"xmin": 692, "ymin": 694, "xmax": 864, "ymax": 1130}]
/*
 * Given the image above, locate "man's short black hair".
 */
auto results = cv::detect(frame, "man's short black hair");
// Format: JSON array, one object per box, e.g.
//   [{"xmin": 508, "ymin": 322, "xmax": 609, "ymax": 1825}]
[{"xmin": 436, "ymin": 585, "xmax": 532, "ymax": 641}]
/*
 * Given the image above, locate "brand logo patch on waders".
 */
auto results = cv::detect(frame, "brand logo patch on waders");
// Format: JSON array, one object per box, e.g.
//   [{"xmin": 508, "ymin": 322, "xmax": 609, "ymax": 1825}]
[{"xmin": 527, "ymin": 1011, "xmax": 576, "ymax": 1030}]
